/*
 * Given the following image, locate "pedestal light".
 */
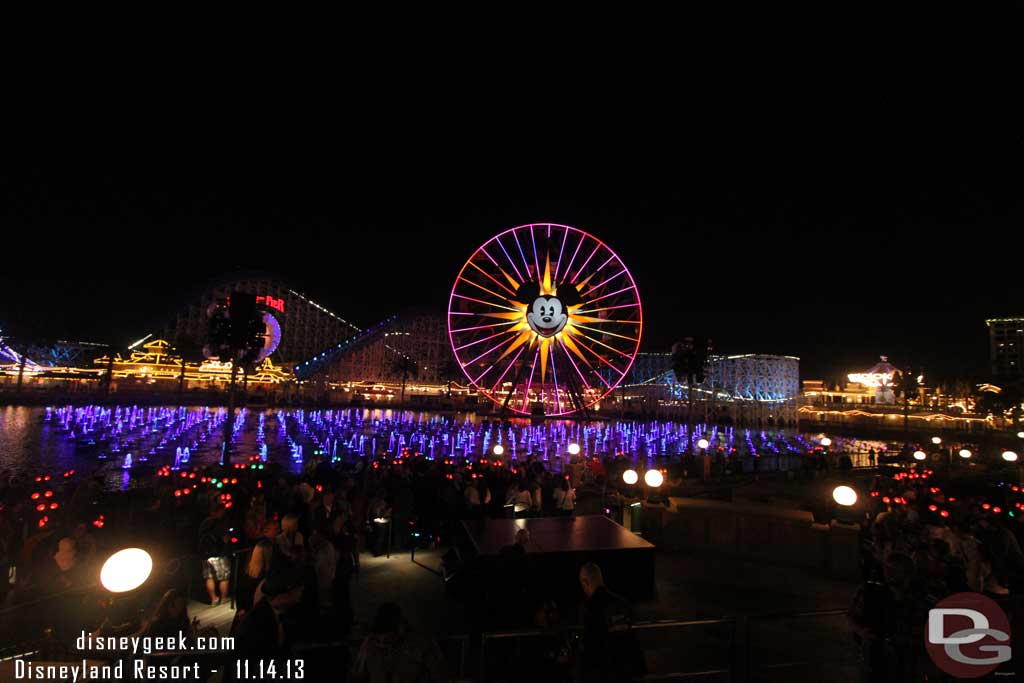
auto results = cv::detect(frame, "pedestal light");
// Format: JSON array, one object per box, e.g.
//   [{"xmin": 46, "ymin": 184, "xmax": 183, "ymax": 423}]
[
  {"xmin": 567, "ymin": 443, "xmax": 581, "ymax": 456},
  {"xmin": 492, "ymin": 444, "xmax": 504, "ymax": 457},
  {"xmin": 697, "ymin": 438, "xmax": 710, "ymax": 481},
  {"xmin": 100, "ymin": 548, "xmax": 153, "ymax": 593},
  {"xmin": 913, "ymin": 450, "xmax": 927, "ymax": 462},
  {"xmin": 959, "ymin": 449, "xmax": 972, "ymax": 460},
  {"xmin": 820, "ymin": 437, "xmax": 832, "ymax": 448},
  {"xmin": 644, "ymin": 469, "xmax": 664, "ymax": 488},
  {"xmin": 832, "ymin": 485, "xmax": 858, "ymax": 524},
  {"xmin": 1004, "ymin": 450, "xmax": 1020, "ymax": 484},
  {"xmin": 931, "ymin": 436, "xmax": 942, "ymax": 446},
  {"xmin": 622, "ymin": 469, "xmax": 639, "ymax": 485},
  {"xmin": 832, "ymin": 485, "xmax": 858, "ymax": 507}
]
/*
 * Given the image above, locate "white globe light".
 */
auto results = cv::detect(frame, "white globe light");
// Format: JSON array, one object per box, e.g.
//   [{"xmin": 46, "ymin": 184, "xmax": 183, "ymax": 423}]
[
  {"xmin": 622, "ymin": 469, "xmax": 638, "ymax": 485},
  {"xmin": 820, "ymin": 437, "xmax": 832, "ymax": 448},
  {"xmin": 959, "ymin": 449, "xmax": 972, "ymax": 459},
  {"xmin": 1017, "ymin": 431, "xmax": 1024, "ymax": 439},
  {"xmin": 100, "ymin": 548, "xmax": 152, "ymax": 593},
  {"xmin": 1003, "ymin": 450, "xmax": 1019, "ymax": 462},
  {"xmin": 697, "ymin": 438, "xmax": 710, "ymax": 450},
  {"xmin": 931, "ymin": 436, "xmax": 942, "ymax": 445},
  {"xmin": 913, "ymin": 450, "xmax": 927, "ymax": 461},
  {"xmin": 832, "ymin": 485, "xmax": 858, "ymax": 507},
  {"xmin": 492, "ymin": 444, "xmax": 504, "ymax": 456},
  {"xmin": 567, "ymin": 443, "xmax": 581, "ymax": 456},
  {"xmin": 644, "ymin": 469, "xmax": 664, "ymax": 488}
]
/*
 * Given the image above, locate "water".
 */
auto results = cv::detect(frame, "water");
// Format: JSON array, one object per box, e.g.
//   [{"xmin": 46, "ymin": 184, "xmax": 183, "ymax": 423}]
[{"xmin": 0, "ymin": 405, "xmax": 895, "ymax": 492}]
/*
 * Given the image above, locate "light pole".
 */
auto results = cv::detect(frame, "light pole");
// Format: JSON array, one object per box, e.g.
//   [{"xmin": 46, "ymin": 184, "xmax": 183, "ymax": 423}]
[
  {"xmin": 100, "ymin": 548, "xmax": 153, "ymax": 593},
  {"xmin": 1003, "ymin": 450, "xmax": 1020, "ymax": 484},
  {"xmin": 832, "ymin": 485, "xmax": 858, "ymax": 524},
  {"xmin": 697, "ymin": 438, "xmax": 710, "ymax": 481}
]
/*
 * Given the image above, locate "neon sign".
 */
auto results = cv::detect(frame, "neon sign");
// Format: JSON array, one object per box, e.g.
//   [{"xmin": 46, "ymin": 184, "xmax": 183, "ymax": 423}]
[{"xmin": 256, "ymin": 295, "xmax": 285, "ymax": 313}]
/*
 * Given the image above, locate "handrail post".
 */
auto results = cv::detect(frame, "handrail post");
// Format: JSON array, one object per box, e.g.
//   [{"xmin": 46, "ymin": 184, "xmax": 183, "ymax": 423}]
[
  {"xmin": 230, "ymin": 550, "xmax": 240, "ymax": 609},
  {"xmin": 733, "ymin": 615, "xmax": 749, "ymax": 683}
]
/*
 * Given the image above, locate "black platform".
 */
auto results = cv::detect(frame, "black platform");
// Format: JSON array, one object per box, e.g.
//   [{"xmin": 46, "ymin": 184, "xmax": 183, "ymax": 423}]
[{"xmin": 462, "ymin": 515, "xmax": 656, "ymax": 599}]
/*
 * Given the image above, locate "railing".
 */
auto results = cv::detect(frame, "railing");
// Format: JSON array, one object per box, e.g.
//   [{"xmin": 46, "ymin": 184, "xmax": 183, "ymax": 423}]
[{"xmin": 478, "ymin": 608, "xmax": 852, "ymax": 683}]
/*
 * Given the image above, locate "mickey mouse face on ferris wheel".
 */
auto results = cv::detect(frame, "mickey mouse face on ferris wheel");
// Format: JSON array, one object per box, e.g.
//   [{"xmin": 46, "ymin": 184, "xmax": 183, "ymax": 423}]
[
  {"xmin": 527, "ymin": 296, "xmax": 567, "ymax": 337},
  {"xmin": 515, "ymin": 281, "xmax": 581, "ymax": 339}
]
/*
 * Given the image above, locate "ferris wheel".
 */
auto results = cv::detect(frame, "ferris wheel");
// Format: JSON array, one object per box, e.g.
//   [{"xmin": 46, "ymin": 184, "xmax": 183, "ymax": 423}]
[{"xmin": 447, "ymin": 223, "xmax": 642, "ymax": 416}]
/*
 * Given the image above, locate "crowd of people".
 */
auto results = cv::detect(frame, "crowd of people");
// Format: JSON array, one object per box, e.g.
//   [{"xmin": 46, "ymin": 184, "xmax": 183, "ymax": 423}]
[
  {"xmin": 0, "ymin": 447, "xmax": 659, "ymax": 680},
  {"xmin": 849, "ymin": 467, "xmax": 1024, "ymax": 680}
]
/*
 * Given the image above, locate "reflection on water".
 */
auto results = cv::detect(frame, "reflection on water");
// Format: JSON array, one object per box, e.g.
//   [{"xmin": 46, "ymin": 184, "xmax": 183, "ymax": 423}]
[{"xmin": 0, "ymin": 405, "xmax": 890, "ymax": 492}]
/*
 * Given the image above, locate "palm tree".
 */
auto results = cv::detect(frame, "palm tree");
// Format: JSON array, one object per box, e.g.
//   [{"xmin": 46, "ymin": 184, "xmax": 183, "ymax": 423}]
[
  {"xmin": 892, "ymin": 367, "xmax": 921, "ymax": 447},
  {"xmin": 442, "ymin": 359, "xmax": 462, "ymax": 399},
  {"xmin": 391, "ymin": 355, "xmax": 419, "ymax": 405},
  {"xmin": 672, "ymin": 337, "xmax": 711, "ymax": 429},
  {"xmin": 171, "ymin": 337, "xmax": 204, "ymax": 404}
]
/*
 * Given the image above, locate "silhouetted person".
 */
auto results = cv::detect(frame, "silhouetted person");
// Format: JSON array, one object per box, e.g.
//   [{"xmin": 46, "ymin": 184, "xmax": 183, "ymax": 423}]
[{"xmin": 578, "ymin": 563, "xmax": 645, "ymax": 682}]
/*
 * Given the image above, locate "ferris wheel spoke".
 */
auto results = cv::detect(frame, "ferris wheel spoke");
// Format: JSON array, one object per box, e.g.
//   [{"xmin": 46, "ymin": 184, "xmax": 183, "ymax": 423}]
[
  {"xmin": 521, "ymin": 346, "xmax": 540, "ymax": 411},
  {"xmin": 458, "ymin": 275, "xmax": 517, "ymax": 305},
  {"xmin": 529, "ymin": 225, "xmax": 542, "ymax": 283},
  {"xmin": 450, "ymin": 320, "xmax": 518, "ymax": 334},
  {"xmin": 572, "ymin": 324, "xmax": 640, "ymax": 344},
  {"xmin": 463, "ymin": 332, "xmax": 522, "ymax": 366},
  {"xmin": 569, "ymin": 334, "xmax": 630, "ymax": 378},
  {"xmin": 511, "ymin": 228, "xmax": 532, "ymax": 281},
  {"xmin": 454, "ymin": 327, "xmax": 520, "ymax": 353},
  {"xmin": 495, "ymin": 236, "xmax": 525, "ymax": 283},
  {"xmin": 479, "ymin": 248, "xmax": 523, "ymax": 291},
  {"xmin": 553, "ymin": 226, "xmax": 570, "ymax": 283},
  {"xmin": 573, "ymin": 302, "xmax": 639, "ymax": 315},
  {"xmin": 561, "ymin": 231, "xmax": 585, "ymax": 285},
  {"xmin": 468, "ymin": 261, "xmax": 519, "ymax": 298},
  {"xmin": 558, "ymin": 338, "xmax": 596, "ymax": 392},
  {"xmin": 572, "ymin": 243, "xmax": 602, "ymax": 283},
  {"xmin": 581, "ymin": 268, "xmax": 626, "ymax": 299},
  {"xmin": 452, "ymin": 293, "xmax": 522, "ymax": 312},
  {"xmin": 581, "ymin": 285, "xmax": 637, "ymax": 306},
  {"xmin": 569, "ymin": 328, "xmax": 636, "ymax": 361},
  {"xmin": 575, "ymin": 255, "xmax": 617, "ymax": 291},
  {"xmin": 486, "ymin": 344, "xmax": 526, "ymax": 394}
]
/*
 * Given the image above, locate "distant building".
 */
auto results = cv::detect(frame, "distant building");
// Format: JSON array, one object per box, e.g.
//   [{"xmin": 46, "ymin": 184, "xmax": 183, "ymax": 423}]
[{"xmin": 987, "ymin": 317, "xmax": 1024, "ymax": 377}]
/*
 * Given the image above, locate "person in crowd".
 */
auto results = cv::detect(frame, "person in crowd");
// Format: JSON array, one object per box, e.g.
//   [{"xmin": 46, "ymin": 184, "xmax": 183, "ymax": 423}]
[
  {"xmin": 353, "ymin": 603, "xmax": 447, "ymax": 683},
  {"xmin": 552, "ymin": 476, "xmax": 576, "ymax": 517},
  {"xmin": 244, "ymin": 494, "xmax": 268, "ymax": 542},
  {"xmin": 578, "ymin": 562, "xmax": 645, "ymax": 682},
  {"xmin": 309, "ymin": 529, "xmax": 336, "ymax": 615},
  {"xmin": 233, "ymin": 570, "xmax": 306, "ymax": 677},
  {"xmin": 236, "ymin": 539, "xmax": 275, "ymax": 614},
  {"xmin": 275, "ymin": 514, "xmax": 305, "ymax": 565},
  {"xmin": 848, "ymin": 553, "xmax": 931, "ymax": 682},
  {"xmin": 310, "ymin": 489, "xmax": 340, "ymax": 534},
  {"xmin": 197, "ymin": 505, "xmax": 232, "ymax": 606},
  {"xmin": 463, "ymin": 478, "xmax": 490, "ymax": 518},
  {"xmin": 140, "ymin": 588, "xmax": 196, "ymax": 639},
  {"xmin": 331, "ymin": 513, "xmax": 357, "ymax": 634},
  {"xmin": 48, "ymin": 537, "xmax": 88, "ymax": 593}
]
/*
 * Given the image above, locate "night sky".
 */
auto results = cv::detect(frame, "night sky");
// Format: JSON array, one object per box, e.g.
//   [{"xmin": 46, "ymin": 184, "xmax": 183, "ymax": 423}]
[{"xmin": 2, "ymin": 141, "xmax": 1021, "ymax": 384}]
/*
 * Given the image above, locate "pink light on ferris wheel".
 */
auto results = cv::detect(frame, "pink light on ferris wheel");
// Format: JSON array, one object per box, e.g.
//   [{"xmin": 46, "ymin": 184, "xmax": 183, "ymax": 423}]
[{"xmin": 447, "ymin": 223, "xmax": 642, "ymax": 417}]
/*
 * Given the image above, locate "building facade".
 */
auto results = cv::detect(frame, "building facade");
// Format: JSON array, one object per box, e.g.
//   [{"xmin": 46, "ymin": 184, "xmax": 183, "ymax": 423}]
[
  {"xmin": 987, "ymin": 317, "xmax": 1024, "ymax": 377},
  {"xmin": 162, "ymin": 275, "xmax": 361, "ymax": 365}
]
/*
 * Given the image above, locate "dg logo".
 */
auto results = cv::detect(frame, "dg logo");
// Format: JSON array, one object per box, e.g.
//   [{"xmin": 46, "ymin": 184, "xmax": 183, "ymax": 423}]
[{"xmin": 926, "ymin": 592, "xmax": 1012, "ymax": 678}]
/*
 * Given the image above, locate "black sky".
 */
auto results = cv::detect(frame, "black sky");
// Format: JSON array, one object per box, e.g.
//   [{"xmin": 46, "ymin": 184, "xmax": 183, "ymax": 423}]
[{"xmin": 2, "ymin": 132, "xmax": 1021, "ymax": 383}]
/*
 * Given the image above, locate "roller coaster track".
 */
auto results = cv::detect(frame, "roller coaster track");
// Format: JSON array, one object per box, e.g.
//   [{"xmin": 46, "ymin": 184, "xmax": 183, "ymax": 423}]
[{"xmin": 292, "ymin": 314, "xmax": 401, "ymax": 380}]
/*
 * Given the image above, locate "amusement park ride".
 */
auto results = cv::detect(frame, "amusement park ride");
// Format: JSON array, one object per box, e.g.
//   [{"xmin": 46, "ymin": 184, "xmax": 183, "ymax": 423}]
[
  {"xmin": 3, "ymin": 223, "xmax": 645, "ymax": 420},
  {"xmin": 448, "ymin": 223, "xmax": 642, "ymax": 418}
]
